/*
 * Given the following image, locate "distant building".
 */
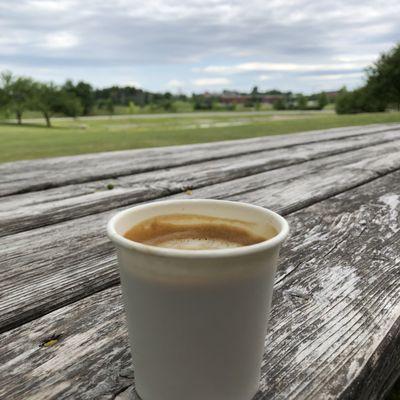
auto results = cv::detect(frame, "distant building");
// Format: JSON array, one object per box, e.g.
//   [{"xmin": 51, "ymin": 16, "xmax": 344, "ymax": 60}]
[
  {"xmin": 260, "ymin": 95, "xmax": 284, "ymax": 104},
  {"xmin": 219, "ymin": 91, "xmax": 249, "ymax": 104},
  {"xmin": 199, "ymin": 90, "xmax": 338, "ymax": 106},
  {"xmin": 218, "ymin": 91, "xmax": 284, "ymax": 105},
  {"xmin": 326, "ymin": 91, "xmax": 339, "ymax": 101}
]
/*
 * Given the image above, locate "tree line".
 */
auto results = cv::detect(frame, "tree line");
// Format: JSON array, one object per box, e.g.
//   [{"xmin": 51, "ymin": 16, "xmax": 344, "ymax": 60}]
[
  {"xmin": 271, "ymin": 92, "xmax": 330, "ymax": 111},
  {"xmin": 193, "ymin": 88, "xmax": 331, "ymax": 111},
  {"xmin": 336, "ymin": 43, "xmax": 400, "ymax": 114},
  {"xmin": 0, "ymin": 72, "xmax": 81, "ymax": 127},
  {"xmin": 0, "ymin": 72, "xmax": 184, "ymax": 127},
  {"xmin": 0, "ymin": 72, "xmax": 332, "ymax": 127}
]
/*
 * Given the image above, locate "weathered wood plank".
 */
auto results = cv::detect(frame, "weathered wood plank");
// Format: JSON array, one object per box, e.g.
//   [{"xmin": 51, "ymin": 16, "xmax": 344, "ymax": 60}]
[
  {"xmin": 1, "ymin": 169, "xmax": 399, "ymax": 400},
  {"xmin": 180, "ymin": 141, "xmax": 400, "ymax": 215},
  {"xmin": 257, "ymin": 185, "xmax": 400, "ymax": 400},
  {"xmin": 1, "ymin": 123, "xmax": 398, "ymax": 197},
  {"xmin": 1, "ymin": 140, "xmax": 400, "ymax": 333},
  {"xmin": 2, "ymin": 129, "xmax": 400, "ymax": 236}
]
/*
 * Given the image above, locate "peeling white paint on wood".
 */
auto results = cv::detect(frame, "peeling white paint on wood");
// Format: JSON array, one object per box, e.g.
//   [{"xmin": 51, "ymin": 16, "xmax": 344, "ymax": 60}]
[{"xmin": 379, "ymin": 194, "xmax": 400, "ymax": 227}]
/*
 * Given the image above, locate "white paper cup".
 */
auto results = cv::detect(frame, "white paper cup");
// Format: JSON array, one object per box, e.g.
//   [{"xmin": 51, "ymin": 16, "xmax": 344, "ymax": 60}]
[{"xmin": 107, "ymin": 199, "xmax": 289, "ymax": 400}]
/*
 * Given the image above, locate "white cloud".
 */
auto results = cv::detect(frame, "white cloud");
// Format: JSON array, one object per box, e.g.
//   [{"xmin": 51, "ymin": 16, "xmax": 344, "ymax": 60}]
[
  {"xmin": 166, "ymin": 79, "xmax": 185, "ymax": 88},
  {"xmin": 125, "ymin": 0, "xmax": 242, "ymax": 22},
  {"xmin": 198, "ymin": 61, "xmax": 369, "ymax": 74},
  {"xmin": 43, "ymin": 32, "xmax": 79, "ymax": 49},
  {"xmin": 192, "ymin": 78, "xmax": 231, "ymax": 86},
  {"xmin": 333, "ymin": 54, "xmax": 378, "ymax": 63},
  {"xmin": 304, "ymin": 72, "xmax": 365, "ymax": 81},
  {"xmin": 125, "ymin": 80, "xmax": 141, "ymax": 87},
  {"xmin": 26, "ymin": 0, "xmax": 75, "ymax": 12},
  {"xmin": 231, "ymin": 50, "xmax": 257, "ymax": 57},
  {"xmin": 259, "ymin": 75, "xmax": 272, "ymax": 81}
]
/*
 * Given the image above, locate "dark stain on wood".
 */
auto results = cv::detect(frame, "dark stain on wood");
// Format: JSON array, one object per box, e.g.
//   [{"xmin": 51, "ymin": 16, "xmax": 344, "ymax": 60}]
[{"xmin": 40, "ymin": 334, "xmax": 62, "ymax": 348}]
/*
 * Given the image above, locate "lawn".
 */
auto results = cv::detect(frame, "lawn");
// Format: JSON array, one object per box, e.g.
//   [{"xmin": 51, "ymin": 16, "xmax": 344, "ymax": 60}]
[{"xmin": 1, "ymin": 110, "xmax": 400, "ymax": 163}]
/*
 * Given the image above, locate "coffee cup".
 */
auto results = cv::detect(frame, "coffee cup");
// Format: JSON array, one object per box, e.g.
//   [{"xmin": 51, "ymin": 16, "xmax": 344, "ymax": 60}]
[{"xmin": 107, "ymin": 199, "xmax": 289, "ymax": 400}]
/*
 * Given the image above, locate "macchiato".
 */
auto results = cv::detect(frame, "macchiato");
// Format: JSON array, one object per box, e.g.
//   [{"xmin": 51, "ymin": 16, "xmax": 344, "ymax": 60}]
[
  {"xmin": 123, "ymin": 214, "xmax": 277, "ymax": 250},
  {"xmin": 108, "ymin": 200, "xmax": 289, "ymax": 400}
]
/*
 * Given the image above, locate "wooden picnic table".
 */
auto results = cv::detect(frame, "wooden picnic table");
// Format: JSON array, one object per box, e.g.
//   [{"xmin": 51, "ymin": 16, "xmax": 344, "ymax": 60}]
[{"xmin": 1, "ymin": 123, "xmax": 400, "ymax": 400}]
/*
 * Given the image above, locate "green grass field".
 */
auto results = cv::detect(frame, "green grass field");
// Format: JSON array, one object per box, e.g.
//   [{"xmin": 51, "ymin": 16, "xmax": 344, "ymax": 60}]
[{"xmin": 1, "ymin": 111, "xmax": 400, "ymax": 163}]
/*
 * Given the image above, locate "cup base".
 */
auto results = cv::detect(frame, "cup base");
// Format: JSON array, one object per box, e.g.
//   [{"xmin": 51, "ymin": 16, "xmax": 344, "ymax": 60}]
[{"xmin": 133, "ymin": 386, "xmax": 259, "ymax": 400}]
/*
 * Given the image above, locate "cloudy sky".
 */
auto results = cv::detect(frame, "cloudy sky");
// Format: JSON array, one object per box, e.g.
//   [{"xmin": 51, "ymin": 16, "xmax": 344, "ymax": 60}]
[{"xmin": 1, "ymin": 0, "xmax": 399, "ymax": 93}]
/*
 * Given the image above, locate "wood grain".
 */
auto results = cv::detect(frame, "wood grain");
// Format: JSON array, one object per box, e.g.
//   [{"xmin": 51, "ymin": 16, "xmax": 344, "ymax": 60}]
[
  {"xmin": 1, "ymin": 140, "xmax": 400, "ymax": 333},
  {"xmin": 1, "ymin": 169, "xmax": 399, "ymax": 400},
  {"xmin": 2, "ymin": 129, "xmax": 400, "ymax": 236},
  {"xmin": 1, "ymin": 123, "xmax": 398, "ymax": 197},
  {"xmin": 182, "ymin": 141, "xmax": 400, "ymax": 215}
]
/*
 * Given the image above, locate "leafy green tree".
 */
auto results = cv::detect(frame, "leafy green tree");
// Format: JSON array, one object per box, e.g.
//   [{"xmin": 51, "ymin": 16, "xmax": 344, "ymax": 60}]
[
  {"xmin": 248, "ymin": 86, "xmax": 261, "ymax": 109},
  {"xmin": 192, "ymin": 94, "xmax": 213, "ymax": 110},
  {"xmin": 336, "ymin": 43, "xmax": 400, "ymax": 114},
  {"xmin": 317, "ymin": 92, "xmax": 328, "ymax": 110},
  {"xmin": 335, "ymin": 86, "xmax": 386, "ymax": 114},
  {"xmin": 367, "ymin": 43, "xmax": 400, "ymax": 110},
  {"xmin": 335, "ymin": 88, "xmax": 350, "ymax": 114},
  {"xmin": 33, "ymin": 83, "xmax": 57, "ymax": 127},
  {"xmin": 273, "ymin": 98, "xmax": 286, "ymax": 110},
  {"xmin": 33, "ymin": 83, "xmax": 77, "ymax": 127},
  {"xmin": 251, "ymin": 86, "xmax": 259, "ymax": 95},
  {"xmin": 296, "ymin": 94, "xmax": 307, "ymax": 110},
  {"xmin": 162, "ymin": 99, "xmax": 174, "ymax": 112},
  {"xmin": 0, "ymin": 87, "xmax": 7, "ymax": 116},
  {"xmin": 106, "ymin": 98, "xmax": 114, "ymax": 116},
  {"xmin": 336, "ymin": 88, "xmax": 364, "ymax": 114},
  {"xmin": 63, "ymin": 80, "xmax": 94, "ymax": 115},
  {"xmin": 285, "ymin": 93, "xmax": 296, "ymax": 109},
  {"xmin": 60, "ymin": 92, "xmax": 83, "ymax": 118},
  {"xmin": 0, "ymin": 71, "xmax": 35, "ymax": 124}
]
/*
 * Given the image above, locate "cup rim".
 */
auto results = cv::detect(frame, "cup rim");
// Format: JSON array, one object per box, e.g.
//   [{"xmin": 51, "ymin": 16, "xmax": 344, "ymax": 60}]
[{"xmin": 107, "ymin": 199, "xmax": 289, "ymax": 258}]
